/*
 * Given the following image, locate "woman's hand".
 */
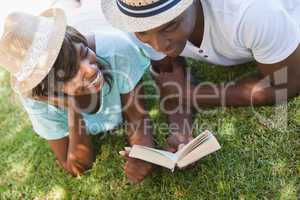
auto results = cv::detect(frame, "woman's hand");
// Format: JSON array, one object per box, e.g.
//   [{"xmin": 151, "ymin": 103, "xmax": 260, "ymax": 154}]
[
  {"xmin": 121, "ymin": 130, "xmax": 156, "ymax": 183},
  {"xmin": 119, "ymin": 147, "xmax": 154, "ymax": 184}
]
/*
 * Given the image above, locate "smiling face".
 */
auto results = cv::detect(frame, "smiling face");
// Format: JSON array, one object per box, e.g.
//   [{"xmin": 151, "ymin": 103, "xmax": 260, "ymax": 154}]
[
  {"xmin": 60, "ymin": 42, "xmax": 104, "ymax": 96},
  {"xmin": 134, "ymin": 4, "xmax": 197, "ymax": 57},
  {"xmin": 32, "ymin": 26, "xmax": 109, "ymax": 98}
]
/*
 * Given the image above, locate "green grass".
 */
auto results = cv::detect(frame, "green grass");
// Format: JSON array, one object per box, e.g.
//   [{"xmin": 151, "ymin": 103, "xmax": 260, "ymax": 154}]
[{"xmin": 0, "ymin": 61, "xmax": 299, "ymax": 200}]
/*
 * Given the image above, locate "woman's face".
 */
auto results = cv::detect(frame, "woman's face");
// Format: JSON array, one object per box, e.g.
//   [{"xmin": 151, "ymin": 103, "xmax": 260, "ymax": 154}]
[{"xmin": 60, "ymin": 42, "xmax": 104, "ymax": 96}]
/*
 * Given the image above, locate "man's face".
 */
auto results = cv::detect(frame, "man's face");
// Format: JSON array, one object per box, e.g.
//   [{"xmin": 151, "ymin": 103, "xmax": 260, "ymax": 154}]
[{"xmin": 134, "ymin": 5, "xmax": 197, "ymax": 57}]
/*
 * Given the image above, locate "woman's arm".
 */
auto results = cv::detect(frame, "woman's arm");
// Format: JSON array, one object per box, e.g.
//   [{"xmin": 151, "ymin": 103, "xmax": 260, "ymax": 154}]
[
  {"xmin": 48, "ymin": 97, "xmax": 94, "ymax": 176},
  {"xmin": 120, "ymin": 81, "xmax": 155, "ymax": 183},
  {"xmin": 121, "ymin": 82, "xmax": 154, "ymax": 147}
]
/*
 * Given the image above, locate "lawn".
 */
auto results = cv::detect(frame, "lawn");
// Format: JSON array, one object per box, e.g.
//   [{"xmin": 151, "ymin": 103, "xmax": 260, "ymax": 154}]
[{"xmin": 0, "ymin": 61, "xmax": 299, "ymax": 200}]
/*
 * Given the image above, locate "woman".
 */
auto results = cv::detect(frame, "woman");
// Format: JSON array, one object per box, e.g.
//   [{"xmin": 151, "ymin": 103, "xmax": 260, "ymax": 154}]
[{"xmin": 0, "ymin": 8, "xmax": 154, "ymax": 183}]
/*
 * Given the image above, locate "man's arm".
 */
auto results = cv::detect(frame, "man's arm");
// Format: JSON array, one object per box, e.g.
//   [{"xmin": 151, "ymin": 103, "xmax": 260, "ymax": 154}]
[
  {"xmin": 188, "ymin": 45, "xmax": 300, "ymax": 107},
  {"xmin": 157, "ymin": 46, "xmax": 300, "ymax": 107},
  {"xmin": 151, "ymin": 56, "xmax": 194, "ymax": 152}
]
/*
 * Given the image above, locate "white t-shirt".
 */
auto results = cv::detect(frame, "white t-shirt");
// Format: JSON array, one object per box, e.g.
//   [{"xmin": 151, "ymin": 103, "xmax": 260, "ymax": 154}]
[{"xmin": 129, "ymin": 0, "xmax": 300, "ymax": 66}]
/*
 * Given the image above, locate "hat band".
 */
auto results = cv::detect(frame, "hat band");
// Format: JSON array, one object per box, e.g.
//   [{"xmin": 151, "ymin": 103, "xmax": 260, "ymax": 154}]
[
  {"xmin": 15, "ymin": 17, "xmax": 54, "ymax": 81},
  {"xmin": 116, "ymin": 0, "xmax": 181, "ymax": 18}
]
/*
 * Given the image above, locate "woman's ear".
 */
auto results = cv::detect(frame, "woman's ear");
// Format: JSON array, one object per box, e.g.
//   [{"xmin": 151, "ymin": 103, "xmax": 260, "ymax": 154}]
[
  {"xmin": 34, "ymin": 93, "xmax": 69, "ymax": 110},
  {"xmin": 50, "ymin": 95, "xmax": 70, "ymax": 109},
  {"xmin": 32, "ymin": 95, "xmax": 47, "ymax": 102}
]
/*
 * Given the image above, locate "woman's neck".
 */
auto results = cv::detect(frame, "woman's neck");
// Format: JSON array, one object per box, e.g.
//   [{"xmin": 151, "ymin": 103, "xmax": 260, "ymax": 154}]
[{"xmin": 74, "ymin": 92, "xmax": 101, "ymax": 114}]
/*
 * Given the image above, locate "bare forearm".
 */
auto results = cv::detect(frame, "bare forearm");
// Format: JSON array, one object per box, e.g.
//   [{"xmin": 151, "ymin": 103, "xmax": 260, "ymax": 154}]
[
  {"xmin": 66, "ymin": 109, "xmax": 94, "ymax": 175},
  {"xmin": 126, "ymin": 116, "xmax": 155, "ymax": 147},
  {"xmin": 164, "ymin": 99, "xmax": 193, "ymax": 137},
  {"xmin": 121, "ymin": 82, "xmax": 155, "ymax": 148},
  {"xmin": 68, "ymin": 109, "xmax": 90, "ymax": 142},
  {"xmin": 190, "ymin": 75, "xmax": 281, "ymax": 107},
  {"xmin": 159, "ymin": 57, "xmax": 193, "ymax": 138}
]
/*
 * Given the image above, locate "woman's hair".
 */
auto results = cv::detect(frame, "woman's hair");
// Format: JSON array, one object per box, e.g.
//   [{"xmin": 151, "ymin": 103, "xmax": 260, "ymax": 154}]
[{"xmin": 32, "ymin": 26, "xmax": 113, "ymax": 97}]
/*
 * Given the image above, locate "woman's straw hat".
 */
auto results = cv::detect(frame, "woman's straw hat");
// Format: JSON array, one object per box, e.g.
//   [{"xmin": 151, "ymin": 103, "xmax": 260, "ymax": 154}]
[
  {"xmin": 101, "ymin": 0, "xmax": 194, "ymax": 32},
  {"xmin": 0, "ymin": 8, "xmax": 67, "ymax": 94}
]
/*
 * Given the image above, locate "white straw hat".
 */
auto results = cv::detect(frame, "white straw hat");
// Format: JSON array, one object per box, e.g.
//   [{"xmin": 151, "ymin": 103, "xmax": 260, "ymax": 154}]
[
  {"xmin": 101, "ymin": 0, "xmax": 194, "ymax": 32},
  {"xmin": 0, "ymin": 8, "xmax": 67, "ymax": 94}
]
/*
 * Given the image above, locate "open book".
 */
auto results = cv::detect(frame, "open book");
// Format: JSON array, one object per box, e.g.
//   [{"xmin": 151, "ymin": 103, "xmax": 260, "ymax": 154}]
[{"xmin": 129, "ymin": 130, "xmax": 221, "ymax": 171}]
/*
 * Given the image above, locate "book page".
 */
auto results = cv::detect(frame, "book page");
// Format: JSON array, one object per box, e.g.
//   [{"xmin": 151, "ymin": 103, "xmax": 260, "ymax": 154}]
[
  {"xmin": 129, "ymin": 145, "xmax": 177, "ymax": 170},
  {"xmin": 176, "ymin": 134, "xmax": 221, "ymax": 168}
]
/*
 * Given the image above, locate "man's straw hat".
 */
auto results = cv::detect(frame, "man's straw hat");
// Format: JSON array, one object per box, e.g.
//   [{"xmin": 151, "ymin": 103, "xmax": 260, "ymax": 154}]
[
  {"xmin": 101, "ymin": 0, "xmax": 194, "ymax": 32},
  {"xmin": 0, "ymin": 8, "xmax": 67, "ymax": 94}
]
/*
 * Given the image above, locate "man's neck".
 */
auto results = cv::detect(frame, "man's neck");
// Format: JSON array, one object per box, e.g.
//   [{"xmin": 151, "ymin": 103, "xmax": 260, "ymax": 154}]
[{"xmin": 189, "ymin": 0, "xmax": 205, "ymax": 48}]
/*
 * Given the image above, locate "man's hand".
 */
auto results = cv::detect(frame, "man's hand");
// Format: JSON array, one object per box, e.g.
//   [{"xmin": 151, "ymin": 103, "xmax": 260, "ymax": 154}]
[
  {"xmin": 165, "ymin": 133, "xmax": 194, "ymax": 153},
  {"xmin": 119, "ymin": 147, "xmax": 154, "ymax": 184},
  {"xmin": 165, "ymin": 133, "xmax": 196, "ymax": 170}
]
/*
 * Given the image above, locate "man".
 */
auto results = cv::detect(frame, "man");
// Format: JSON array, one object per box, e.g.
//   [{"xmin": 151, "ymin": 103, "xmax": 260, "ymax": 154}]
[{"xmin": 101, "ymin": 0, "xmax": 300, "ymax": 150}]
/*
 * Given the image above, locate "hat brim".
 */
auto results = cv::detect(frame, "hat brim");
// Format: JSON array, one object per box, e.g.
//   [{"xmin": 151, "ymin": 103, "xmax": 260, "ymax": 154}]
[
  {"xmin": 11, "ymin": 8, "xmax": 67, "ymax": 95},
  {"xmin": 101, "ymin": 0, "xmax": 194, "ymax": 32}
]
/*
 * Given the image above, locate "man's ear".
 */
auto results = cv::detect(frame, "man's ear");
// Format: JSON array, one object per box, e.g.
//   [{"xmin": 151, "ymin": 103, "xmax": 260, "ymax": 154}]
[{"xmin": 86, "ymin": 34, "xmax": 96, "ymax": 52}]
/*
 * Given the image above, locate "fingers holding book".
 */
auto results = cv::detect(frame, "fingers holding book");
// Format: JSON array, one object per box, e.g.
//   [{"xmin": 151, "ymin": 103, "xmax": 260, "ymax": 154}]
[
  {"xmin": 119, "ymin": 147, "xmax": 154, "ymax": 184},
  {"xmin": 119, "ymin": 147, "xmax": 132, "ymax": 158},
  {"xmin": 127, "ymin": 131, "xmax": 221, "ymax": 172}
]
